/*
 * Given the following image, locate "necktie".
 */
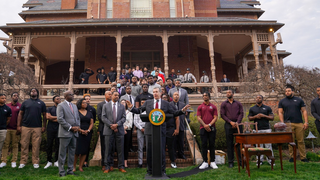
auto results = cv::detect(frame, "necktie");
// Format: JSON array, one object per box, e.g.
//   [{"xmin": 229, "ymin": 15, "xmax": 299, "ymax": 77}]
[
  {"xmin": 175, "ymin": 102, "xmax": 178, "ymax": 110},
  {"xmin": 129, "ymin": 95, "xmax": 132, "ymax": 104},
  {"xmin": 113, "ymin": 103, "xmax": 116, "ymax": 123},
  {"xmin": 155, "ymin": 100, "xmax": 159, "ymax": 109},
  {"xmin": 69, "ymin": 103, "xmax": 74, "ymax": 114}
]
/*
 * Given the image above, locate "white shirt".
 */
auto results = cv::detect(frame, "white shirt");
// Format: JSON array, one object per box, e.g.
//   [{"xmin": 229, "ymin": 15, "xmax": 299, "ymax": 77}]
[
  {"xmin": 154, "ymin": 99, "xmax": 161, "ymax": 109},
  {"xmin": 134, "ymin": 111, "xmax": 146, "ymax": 130},
  {"xmin": 200, "ymin": 75, "xmax": 209, "ymax": 83},
  {"xmin": 123, "ymin": 110, "xmax": 133, "ymax": 130}
]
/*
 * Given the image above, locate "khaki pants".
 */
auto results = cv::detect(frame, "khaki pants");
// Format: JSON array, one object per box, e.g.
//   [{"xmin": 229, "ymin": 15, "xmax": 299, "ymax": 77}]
[
  {"xmin": 20, "ymin": 127, "xmax": 42, "ymax": 165},
  {"xmin": 288, "ymin": 123, "xmax": 306, "ymax": 159},
  {"xmin": 0, "ymin": 130, "xmax": 7, "ymax": 155},
  {"xmin": 1, "ymin": 129, "xmax": 20, "ymax": 163}
]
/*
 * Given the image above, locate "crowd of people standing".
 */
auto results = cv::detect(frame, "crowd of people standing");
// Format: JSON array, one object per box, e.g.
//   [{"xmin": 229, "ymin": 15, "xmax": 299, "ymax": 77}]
[{"xmin": 0, "ymin": 63, "xmax": 318, "ymax": 177}]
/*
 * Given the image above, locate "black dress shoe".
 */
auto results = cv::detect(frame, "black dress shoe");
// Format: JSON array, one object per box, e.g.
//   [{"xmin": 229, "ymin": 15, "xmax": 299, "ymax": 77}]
[
  {"xmin": 129, "ymin": 148, "xmax": 135, "ymax": 152},
  {"xmin": 138, "ymin": 164, "xmax": 142, "ymax": 168},
  {"xmin": 59, "ymin": 174, "xmax": 65, "ymax": 177},
  {"xmin": 289, "ymin": 158, "xmax": 294, "ymax": 162},
  {"xmin": 180, "ymin": 155, "xmax": 187, "ymax": 160},
  {"xmin": 229, "ymin": 163, "xmax": 234, "ymax": 168},
  {"xmin": 83, "ymin": 163, "xmax": 89, "ymax": 168}
]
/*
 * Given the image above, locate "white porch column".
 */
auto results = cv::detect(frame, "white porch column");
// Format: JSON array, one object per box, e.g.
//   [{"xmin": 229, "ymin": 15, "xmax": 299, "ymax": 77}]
[
  {"xmin": 15, "ymin": 47, "xmax": 22, "ymax": 60},
  {"xmin": 207, "ymin": 30, "xmax": 218, "ymax": 97},
  {"xmin": 242, "ymin": 57, "xmax": 248, "ymax": 76},
  {"xmin": 162, "ymin": 30, "xmax": 169, "ymax": 77},
  {"xmin": 116, "ymin": 30, "xmax": 122, "ymax": 80},
  {"xmin": 34, "ymin": 59, "xmax": 41, "ymax": 83},
  {"xmin": 269, "ymin": 32, "xmax": 278, "ymax": 67},
  {"xmin": 68, "ymin": 31, "xmax": 77, "ymax": 91},
  {"xmin": 251, "ymin": 30, "xmax": 260, "ymax": 70},
  {"xmin": 24, "ymin": 32, "xmax": 31, "ymax": 66}
]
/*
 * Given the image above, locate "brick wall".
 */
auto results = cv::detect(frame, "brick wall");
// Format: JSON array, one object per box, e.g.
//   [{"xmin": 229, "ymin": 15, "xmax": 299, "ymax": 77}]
[
  {"xmin": 194, "ymin": 0, "xmax": 218, "ymax": 17},
  {"xmin": 45, "ymin": 61, "xmax": 84, "ymax": 84},
  {"xmin": 153, "ymin": 0, "xmax": 170, "ymax": 18},
  {"xmin": 197, "ymin": 47, "xmax": 223, "ymax": 82},
  {"xmin": 85, "ymin": 37, "xmax": 117, "ymax": 84},
  {"xmin": 113, "ymin": 0, "xmax": 130, "ymax": 18},
  {"xmin": 61, "ymin": 0, "xmax": 77, "ymax": 9},
  {"xmin": 222, "ymin": 61, "xmax": 238, "ymax": 82}
]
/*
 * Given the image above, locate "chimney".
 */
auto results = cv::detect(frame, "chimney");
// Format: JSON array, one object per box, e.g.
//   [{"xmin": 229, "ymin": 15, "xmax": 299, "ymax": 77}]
[
  {"xmin": 216, "ymin": 0, "xmax": 221, "ymax": 8},
  {"xmin": 61, "ymin": 0, "xmax": 77, "ymax": 10}
]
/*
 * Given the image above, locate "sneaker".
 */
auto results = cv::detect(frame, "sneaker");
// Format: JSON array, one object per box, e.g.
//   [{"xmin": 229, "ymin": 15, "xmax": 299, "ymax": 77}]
[
  {"xmin": 256, "ymin": 160, "xmax": 263, "ymax": 166},
  {"xmin": 18, "ymin": 164, "xmax": 25, "ymax": 169},
  {"xmin": 54, "ymin": 161, "xmax": 59, "ymax": 167},
  {"xmin": 289, "ymin": 158, "xmax": 294, "ymax": 162},
  {"xmin": 0, "ymin": 162, "xmax": 6, "ymax": 168},
  {"xmin": 199, "ymin": 162, "xmax": 208, "ymax": 169},
  {"xmin": 44, "ymin": 162, "xmax": 52, "ymax": 169},
  {"xmin": 171, "ymin": 162, "xmax": 177, "ymax": 169},
  {"xmin": 210, "ymin": 162, "xmax": 218, "ymax": 169},
  {"xmin": 33, "ymin": 164, "xmax": 40, "ymax": 169},
  {"xmin": 301, "ymin": 159, "xmax": 309, "ymax": 163},
  {"xmin": 11, "ymin": 162, "xmax": 17, "ymax": 168}
]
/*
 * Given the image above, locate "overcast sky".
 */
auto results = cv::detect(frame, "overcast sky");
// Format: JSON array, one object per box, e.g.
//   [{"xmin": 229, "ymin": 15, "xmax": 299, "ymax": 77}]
[{"xmin": 0, "ymin": 0, "xmax": 319, "ymax": 68}]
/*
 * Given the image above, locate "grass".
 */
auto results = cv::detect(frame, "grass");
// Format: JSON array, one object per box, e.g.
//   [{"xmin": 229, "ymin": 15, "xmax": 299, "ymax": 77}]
[{"xmin": 0, "ymin": 151, "xmax": 319, "ymax": 180}]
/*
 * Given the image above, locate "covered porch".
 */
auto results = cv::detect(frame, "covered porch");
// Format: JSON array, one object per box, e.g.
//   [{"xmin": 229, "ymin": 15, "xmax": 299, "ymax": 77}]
[{"xmin": 1, "ymin": 18, "xmax": 286, "ymax": 103}]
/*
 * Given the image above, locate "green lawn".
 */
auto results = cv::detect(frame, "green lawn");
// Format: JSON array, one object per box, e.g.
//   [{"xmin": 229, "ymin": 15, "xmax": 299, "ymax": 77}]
[{"xmin": 0, "ymin": 158, "xmax": 319, "ymax": 180}]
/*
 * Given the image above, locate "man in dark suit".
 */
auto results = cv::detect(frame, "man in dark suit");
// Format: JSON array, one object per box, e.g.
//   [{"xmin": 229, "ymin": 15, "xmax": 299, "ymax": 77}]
[
  {"xmin": 171, "ymin": 92, "xmax": 187, "ymax": 160},
  {"xmin": 126, "ymin": 87, "xmax": 190, "ymax": 176},
  {"xmin": 101, "ymin": 91, "xmax": 126, "ymax": 173},
  {"xmin": 221, "ymin": 74, "xmax": 231, "ymax": 91},
  {"xmin": 57, "ymin": 91, "xmax": 80, "ymax": 177},
  {"xmin": 97, "ymin": 91, "xmax": 112, "ymax": 171}
]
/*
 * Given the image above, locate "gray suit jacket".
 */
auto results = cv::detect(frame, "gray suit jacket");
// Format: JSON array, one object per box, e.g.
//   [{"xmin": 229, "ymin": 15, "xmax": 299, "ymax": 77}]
[
  {"xmin": 120, "ymin": 94, "xmax": 136, "ymax": 104},
  {"xmin": 101, "ymin": 102, "xmax": 126, "ymax": 136},
  {"xmin": 168, "ymin": 87, "xmax": 189, "ymax": 105},
  {"xmin": 97, "ymin": 100, "xmax": 108, "ymax": 132},
  {"xmin": 57, "ymin": 100, "xmax": 80, "ymax": 138}
]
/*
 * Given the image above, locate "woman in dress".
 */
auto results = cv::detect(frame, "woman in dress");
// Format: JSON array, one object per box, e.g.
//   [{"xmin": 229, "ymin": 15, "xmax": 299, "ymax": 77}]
[
  {"xmin": 73, "ymin": 98, "xmax": 94, "ymax": 172},
  {"xmin": 120, "ymin": 99, "xmax": 133, "ymax": 168}
]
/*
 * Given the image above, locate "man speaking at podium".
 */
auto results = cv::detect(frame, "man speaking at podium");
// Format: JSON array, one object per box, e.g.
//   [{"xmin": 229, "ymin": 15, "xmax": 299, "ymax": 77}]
[{"xmin": 126, "ymin": 87, "xmax": 190, "ymax": 176}]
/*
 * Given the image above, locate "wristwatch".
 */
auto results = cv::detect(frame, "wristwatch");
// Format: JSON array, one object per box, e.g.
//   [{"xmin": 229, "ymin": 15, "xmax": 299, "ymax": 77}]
[
  {"xmin": 87, "ymin": 130, "xmax": 90, "ymax": 132},
  {"xmin": 208, "ymin": 124, "xmax": 211, "ymax": 127}
]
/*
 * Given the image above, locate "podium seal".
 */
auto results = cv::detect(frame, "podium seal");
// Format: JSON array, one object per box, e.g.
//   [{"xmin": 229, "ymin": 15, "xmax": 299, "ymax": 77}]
[{"xmin": 149, "ymin": 109, "xmax": 166, "ymax": 126}]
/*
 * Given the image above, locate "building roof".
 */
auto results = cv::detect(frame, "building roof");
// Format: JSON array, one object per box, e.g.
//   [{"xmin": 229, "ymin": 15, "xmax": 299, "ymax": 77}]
[
  {"xmin": 20, "ymin": 0, "xmax": 87, "ymax": 20},
  {"xmin": 220, "ymin": 0, "xmax": 260, "ymax": 9},
  {"xmin": 219, "ymin": 0, "xmax": 264, "ymax": 17},
  {"xmin": 1, "ymin": 17, "xmax": 283, "ymax": 27},
  {"xmin": 23, "ymin": 0, "xmax": 87, "ymax": 11}
]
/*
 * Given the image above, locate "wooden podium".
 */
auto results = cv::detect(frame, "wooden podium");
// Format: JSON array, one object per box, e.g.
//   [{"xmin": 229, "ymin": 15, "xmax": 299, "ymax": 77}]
[{"xmin": 140, "ymin": 111, "xmax": 173, "ymax": 179}]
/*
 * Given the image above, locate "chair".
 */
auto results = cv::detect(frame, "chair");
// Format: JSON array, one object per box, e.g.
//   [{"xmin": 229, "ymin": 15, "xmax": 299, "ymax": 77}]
[{"xmin": 235, "ymin": 122, "xmax": 275, "ymax": 177}]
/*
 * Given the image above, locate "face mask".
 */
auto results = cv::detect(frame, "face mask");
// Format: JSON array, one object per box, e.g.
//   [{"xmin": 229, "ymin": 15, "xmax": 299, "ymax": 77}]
[{"xmin": 117, "ymin": 83, "xmax": 121, "ymax": 88}]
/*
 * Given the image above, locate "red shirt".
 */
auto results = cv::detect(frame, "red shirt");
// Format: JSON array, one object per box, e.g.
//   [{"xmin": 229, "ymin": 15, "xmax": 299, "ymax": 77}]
[
  {"xmin": 197, "ymin": 102, "xmax": 218, "ymax": 129},
  {"xmin": 6, "ymin": 102, "xmax": 21, "ymax": 130}
]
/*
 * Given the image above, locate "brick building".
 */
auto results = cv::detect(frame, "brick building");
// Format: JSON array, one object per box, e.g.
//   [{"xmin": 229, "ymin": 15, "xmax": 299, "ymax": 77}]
[{"xmin": 0, "ymin": 0, "xmax": 290, "ymax": 94}]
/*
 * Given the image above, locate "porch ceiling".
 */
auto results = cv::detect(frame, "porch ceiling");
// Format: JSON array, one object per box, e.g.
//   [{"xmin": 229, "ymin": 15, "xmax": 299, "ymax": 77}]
[
  {"xmin": 197, "ymin": 34, "xmax": 251, "ymax": 64},
  {"xmin": 32, "ymin": 36, "xmax": 86, "ymax": 65}
]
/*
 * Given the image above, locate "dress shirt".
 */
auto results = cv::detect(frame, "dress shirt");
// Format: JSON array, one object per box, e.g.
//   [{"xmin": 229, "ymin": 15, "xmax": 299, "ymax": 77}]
[
  {"xmin": 311, "ymin": 97, "xmax": 320, "ymax": 120},
  {"xmin": 112, "ymin": 101, "xmax": 118, "ymax": 119},
  {"xmin": 154, "ymin": 99, "xmax": 161, "ymax": 109},
  {"xmin": 134, "ymin": 111, "xmax": 146, "ymax": 130},
  {"xmin": 220, "ymin": 99, "xmax": 244, "ymax": 123},
  {"xmin": 133, "ymin": 70, "xmax": 144, "ymax": 78},
  {"xmin": 200, "ymin": 75, "xmax": 209, "ymax": 83},
  {"xmin": 184, "ymin": 73, "xmax": 197, "ymax": 83}
]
